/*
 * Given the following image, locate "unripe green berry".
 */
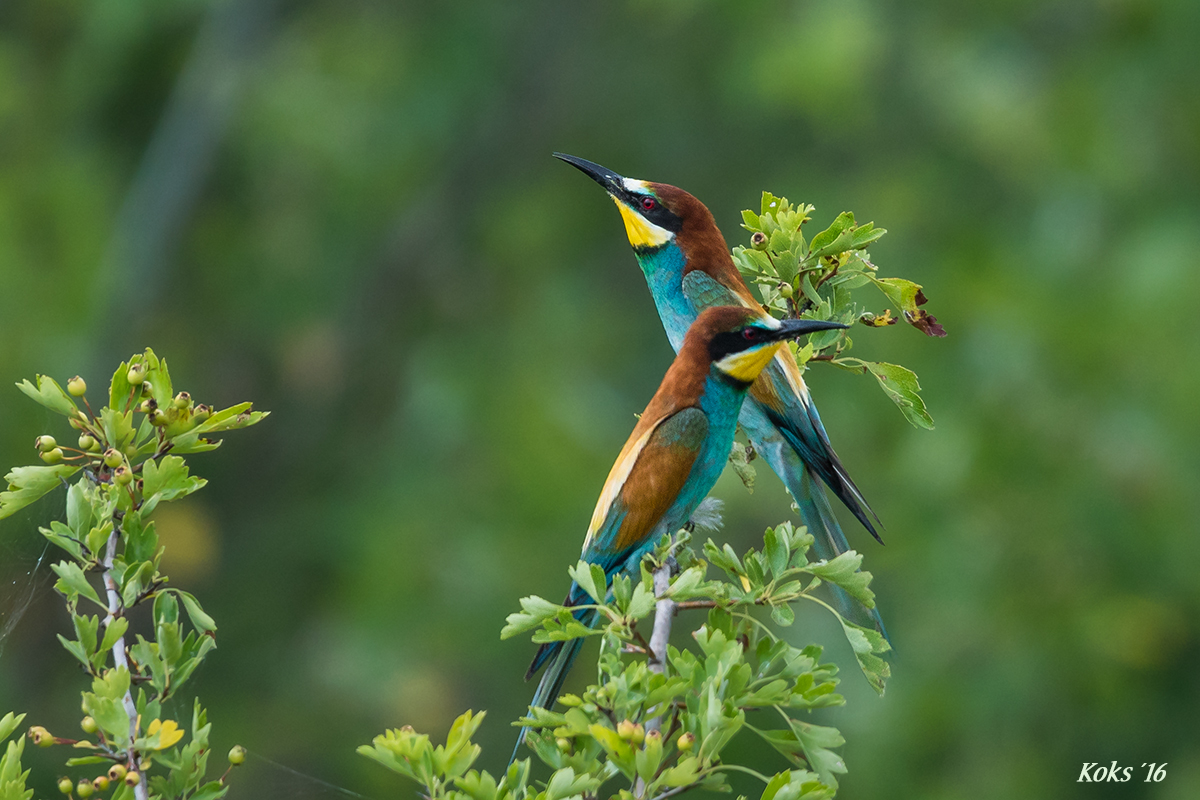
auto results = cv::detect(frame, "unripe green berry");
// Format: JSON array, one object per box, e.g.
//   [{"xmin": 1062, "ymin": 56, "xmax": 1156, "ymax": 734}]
[
  {"xmin": 676, "ymin": 732, "xmax": 695, "ymax": 751},
  {"xmin": 124, "ymin": 771, "xmax": 140, "ymax": 787},
  {"xmin": 151, "ymin": 409, "xmax": 168, "ymax": 426},
  {"xmin": 617, "ymin": 720, "xmax": 637, "ymax": 741},
  {"xmin": 137, "ymin": 399, "xmax": 156, "ymax": 414},
  {"xmin": 58, "ymin": 776, "xmax": 73, "ymax": 794},
  {"xmin": 69, "ymin": 416, "xmax": 86, "ymax": 430},
  {"xmin": 173, "ymin": 392, "xmax": 190, "ymax": 409},
  {"xmin": 76, "ymin": 779, "xmax": 95, "ymax": 798},
  {"xmin": 78, "ymin": 434, "xmax": 98, "ymax": 452},
  {"xmin": 140, "ymin": 381, "xmax": 154, "ymax": 398},
  {"xmin": 107, "ymin": 764, "xmax": 127, "ymax": 782},
  {"xmin": 92, "ymin": 776, "xmax": 109, "ymax": 791},
  {"xmin": 80, "ymin": 716, "xmax": 98, "ymax": 734},
  {"xmin": 779, "ymin": 282, "xmax": 794, "ymax": 299},
  {"xmin": 41, "ymin": 447, "xmax": 65, "ymax": 464},
  {"xmin": 751, "ymin": 231, "xmax": 769, "ymax": 250},
  {"xmin": 228, "ymin": 745, "xmax": 247, "ymax": 766},
  {"xmin": 124, "ymin": 443, "xmax": 138, "ymax": 458},
  {"xmin": 113, "ymin": 466, "xmax": 133, "ymax": 487},
  {"xmin": 630, "ymin": 723, "xmax": 645, "ymax": 745},
  {"xmin": 556, "ymin": 737, "xmax": 571, "ymax": 752},
  {"xmin": 35, "ymin": 435, "xmax": 57, "ymax": 451},
  {"xmin": 192, "ymin": 405, "xmax": 211, "ymax": 423},
  {"xmin": 103, "ymin": 449, "xmax": 123, "ymax": 468},
  {"xmin": 68, "ymin": 376, "xmax": 87, "ymax": 397},
  {"xmin": 646, "ymin": 729, "xmax": 661, "ymax": 742},
  {"xmin": 126, "ymin": 365, "xmax": 146, "ymax": 385},
  {"xmin": 29, "ymin": 726, "xmax": 54, "ymax": 747}
]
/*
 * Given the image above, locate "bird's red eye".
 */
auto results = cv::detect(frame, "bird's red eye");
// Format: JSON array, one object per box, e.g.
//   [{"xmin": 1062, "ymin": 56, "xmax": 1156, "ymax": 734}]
[
  {"xmin": 641, "ymin": 196, "xmax": 656, "ymax": 211},
  {"xmin": 741, "ymin": 328, "xmax": 758, "ymax": 340}
]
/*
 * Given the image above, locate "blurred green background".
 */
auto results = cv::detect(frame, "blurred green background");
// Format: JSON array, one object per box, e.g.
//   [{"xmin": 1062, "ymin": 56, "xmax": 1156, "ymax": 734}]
[{"xmin": 1, "ymin": 0, "xmax": 1197, "ymax": 797}]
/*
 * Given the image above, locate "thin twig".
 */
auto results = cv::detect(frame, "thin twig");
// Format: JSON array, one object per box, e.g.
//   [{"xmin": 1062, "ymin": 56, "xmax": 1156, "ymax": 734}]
[
  {"xmin": 647, "ymin": 782, "xmax": 701, "ymax": 800},
  {"xmin": 102, "ymin": 518, "xmax": 149, "ymax": 800},
  {"xmin": 634, "ymin": 559, "xmax": 677, "ymax": 799}
]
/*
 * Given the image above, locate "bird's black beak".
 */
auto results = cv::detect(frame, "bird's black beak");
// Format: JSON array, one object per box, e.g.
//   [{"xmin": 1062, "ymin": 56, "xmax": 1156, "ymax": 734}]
[
  {"xmin": 771, "ymin": 318, "xmax": 849, "ymax": 341},
  {"xmin": 553, "ymin": 153, "xmax": 627, "ymax": 196}
]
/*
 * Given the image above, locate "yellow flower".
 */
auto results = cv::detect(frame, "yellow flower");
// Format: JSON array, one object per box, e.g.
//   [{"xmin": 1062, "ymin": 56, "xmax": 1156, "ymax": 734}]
[{"xmin": 146, "ymin": 719, "xmax": 185, "ymax": 750}]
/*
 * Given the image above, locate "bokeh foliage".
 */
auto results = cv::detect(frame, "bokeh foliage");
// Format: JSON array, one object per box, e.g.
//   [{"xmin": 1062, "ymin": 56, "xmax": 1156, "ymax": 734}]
[{"xmin": 1, "ymin": 1, "xmax": 1198, "ymax": 798}]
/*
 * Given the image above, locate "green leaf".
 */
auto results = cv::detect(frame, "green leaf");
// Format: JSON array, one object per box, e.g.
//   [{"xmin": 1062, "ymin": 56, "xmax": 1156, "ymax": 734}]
[
  {"xmin": 174, "ymin": 591, "xmax": 217, "ymax": 634},
  {"xmin": 142, "ymin": 456, "xmax": 207, "ymax": 503},
  {"xmin": 99, "ymin": 407, "xmax": 136, "ymax": 452},
  {"xmin": 0, "ymin": 464, "xmax": 80, "ymax": 520},
  {"xmin": 805, "ymin": 551, "xmax": 875, "ymax": 608},
  {"xmin": 665, "ymin": 565, "xmax": 709, "ymax": 600},
  {"xmin": 807, "ymin": 212, "xmax": 855, "ymax": 255},
  {"xmin": 868, "ymin": 276, "xmax": 921, "ymax": 313},
  {"xmin": 66, "ymin": 482, "xmax": 94, "ymax": 538},
  {"xmin": 109, "ymin": 359, "xmax": 136, "ymax": 413},
  {"xmin": 531, "ymin": 611, "xmax": 602, "ymax": 644},
  {"xmin": 86, "ymin": 521, "xmax": 113, "ymax": 561},
  {"xmin": 50, "ymin": 561, "xmax": 104, "ymax": 608},
  {"xmin": 0, "ymin": 713, "xmax": 25, "ymax": 744},
  {"xmin": 861, "ymin": 361, "xmax": 935, "ymax": 429},
  {"xmin": 83, "ymin": 688, "xmax": 131, "ymax": 747},
  {"xmin": 139, "ymin": 349, "xmax": 174, "ymax": 410},
  {"xmin": 764, "ymin": 527, "xmax": 788, "ymax": 578},
  {"xmin": 568, "ymin": 561, "xmax": 606, "ymax": 604},
  {"xmin": 15, "ymin": 375, "xmax": 79, "ymax": 417},
  {"xmin": 0, "ymin": 734, "xmax": 33, "ymax": 800},
  {"xmin": 501, "ymin": 595, "xmax": 563, "ymax": 639},
  {"xmin": 40, "ymin": 521, "xmax": 84, "ymax": 561},
  {"xmin": 625, "ymin": 580, "xmax": 655, "ymax": 619},
  {"xmin": 73, "ymin": 613, "xmax": 100, "ymax": 655},
  {"xmin": 770, "ymin": 603, "xmax": 795, "ymax": 627},
  {"xmin": 170, "ymin": 402, "xmax": 269, "ymax": 453},
  {"xmin": 778, "ymin": 709, "xmax": 846, "ymax": 790},
  {"xmin": 836, "ymin": 619, "xmax": 892, "ymax": 696},
  {"xmin": 97, "ymin": 618, "xmax": 129, "ymax": 660}
]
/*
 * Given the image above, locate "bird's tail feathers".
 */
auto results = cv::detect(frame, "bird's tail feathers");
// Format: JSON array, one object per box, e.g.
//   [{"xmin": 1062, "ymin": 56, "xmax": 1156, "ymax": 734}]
[
  {"xmin": 794, "ymin": 466, "xmax": 891, "ymax": 646},
  {"xmin": 777, "ymin": 413, "xmax": 884, "ymax": 544},
  {"xmin": 512, "ymin": 606, "xmax": 598, "ymax": 764}
]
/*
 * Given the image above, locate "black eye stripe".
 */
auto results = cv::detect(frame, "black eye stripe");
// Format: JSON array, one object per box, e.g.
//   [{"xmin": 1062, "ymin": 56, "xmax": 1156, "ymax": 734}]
[
  {"xmin": 621, "ymin": 190, "xmax": 683, "ymax": 234},
  {"xmin": 708, "ymin": 327, "xmax": 770, "ymax": 362}
]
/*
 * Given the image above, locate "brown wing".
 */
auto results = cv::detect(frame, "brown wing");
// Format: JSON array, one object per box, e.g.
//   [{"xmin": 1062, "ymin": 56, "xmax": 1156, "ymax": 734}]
[{"xmin": 584, "ymin": 406, "xmax": 709, "ymax": 559}]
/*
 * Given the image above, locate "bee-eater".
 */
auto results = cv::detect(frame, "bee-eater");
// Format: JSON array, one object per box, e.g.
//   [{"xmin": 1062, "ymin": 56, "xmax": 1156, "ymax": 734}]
[
  {"xmin": 518, "ymin": 306, "xmax": 847, "ymax": 755},
  {"xmin": 555, "ymin": 154, "xmax": 888, "ymax": 641}
]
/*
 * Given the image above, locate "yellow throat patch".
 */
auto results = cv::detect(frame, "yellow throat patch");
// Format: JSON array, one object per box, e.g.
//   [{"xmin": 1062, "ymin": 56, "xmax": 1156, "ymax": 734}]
[
  {"xmin": 613, "ymin": 197, "xmax": 674, "ymax": 249},
  {"xmin": 716, "ymin": 341, "xmax": 785, "ymax": 384}
]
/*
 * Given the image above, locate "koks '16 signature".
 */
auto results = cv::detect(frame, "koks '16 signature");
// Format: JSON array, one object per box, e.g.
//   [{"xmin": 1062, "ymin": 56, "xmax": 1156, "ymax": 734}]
[{"xmin": 1078, "ymin": 762, "xmax": 1167, "ymax": 783}]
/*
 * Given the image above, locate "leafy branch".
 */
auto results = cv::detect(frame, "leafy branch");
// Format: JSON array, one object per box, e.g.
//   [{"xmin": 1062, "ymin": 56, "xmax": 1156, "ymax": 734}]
[
  {"xmin": 0, "ymin": 349, "xmax": 265, "ymax": 799},
  {"xmin": 362, "ymin": 522, "xmax": 890, "ymax": 800},
  {"xmin": 732, "ymin": 192, "xmax": 945, "ymax": 430}
]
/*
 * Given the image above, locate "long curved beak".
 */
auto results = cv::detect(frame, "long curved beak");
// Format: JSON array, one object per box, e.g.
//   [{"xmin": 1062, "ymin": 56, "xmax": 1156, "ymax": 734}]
[
  {"xmin": 771, "ymin": 318, "xmax": 849, "ymax": 341},
  {"xmin": 553, "ymin": 153, "xmax": 626, "ymax": 195}
]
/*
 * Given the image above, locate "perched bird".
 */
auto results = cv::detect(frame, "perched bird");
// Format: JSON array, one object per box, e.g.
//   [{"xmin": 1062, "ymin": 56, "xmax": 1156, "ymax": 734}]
[
  {"xmin": 554, "ymin": 154, "xmax": 888, "ymax": 640},
  {"xmin": 518, "ymin": 306, "xmax": 847, "ymax": 755}
]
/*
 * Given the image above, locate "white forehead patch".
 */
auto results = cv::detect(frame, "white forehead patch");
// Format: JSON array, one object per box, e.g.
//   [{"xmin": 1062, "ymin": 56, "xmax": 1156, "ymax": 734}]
[
  {"xmin": 760, "ymin": 315, "xmax": 782, "ymax": 330},
  {"xmin": 622, "ymin": 177, "xmax": 648, "ymax": 192}
]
